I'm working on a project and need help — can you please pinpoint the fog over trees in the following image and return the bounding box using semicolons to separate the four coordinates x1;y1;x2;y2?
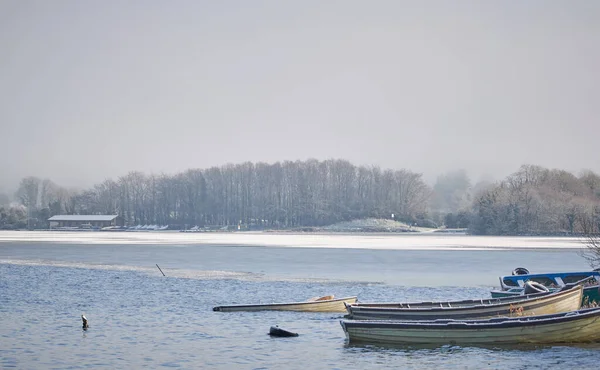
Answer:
2;160;600;235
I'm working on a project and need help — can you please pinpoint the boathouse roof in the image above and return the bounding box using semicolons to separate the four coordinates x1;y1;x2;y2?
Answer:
47;215;118;222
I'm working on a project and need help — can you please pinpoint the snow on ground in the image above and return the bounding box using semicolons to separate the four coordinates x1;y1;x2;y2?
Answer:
320;218;434;232
0;230;587;250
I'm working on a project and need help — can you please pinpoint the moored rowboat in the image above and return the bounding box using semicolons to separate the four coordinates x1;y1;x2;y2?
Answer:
345;285;583;320
497;269;600;291
340;307;600;345
491;271;600;304
213;295;357;312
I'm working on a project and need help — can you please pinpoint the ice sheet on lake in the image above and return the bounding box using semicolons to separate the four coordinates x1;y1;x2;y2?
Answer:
0;230;586;250
0;258;381;284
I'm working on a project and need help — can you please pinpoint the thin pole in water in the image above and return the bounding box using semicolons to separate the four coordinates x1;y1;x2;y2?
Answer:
156;264;166;276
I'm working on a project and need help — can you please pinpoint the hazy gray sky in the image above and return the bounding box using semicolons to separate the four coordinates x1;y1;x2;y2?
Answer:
1;0;599;191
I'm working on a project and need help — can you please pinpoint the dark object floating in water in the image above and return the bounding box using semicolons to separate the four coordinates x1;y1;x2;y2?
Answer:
82;315;89;330
269;326;298;337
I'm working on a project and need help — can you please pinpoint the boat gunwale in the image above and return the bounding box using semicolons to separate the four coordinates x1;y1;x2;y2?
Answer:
352;289;554;308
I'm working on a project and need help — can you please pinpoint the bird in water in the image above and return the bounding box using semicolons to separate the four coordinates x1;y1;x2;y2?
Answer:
82;315;89;330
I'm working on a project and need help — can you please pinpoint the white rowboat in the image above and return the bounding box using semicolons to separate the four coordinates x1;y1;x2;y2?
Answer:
213;295;358;312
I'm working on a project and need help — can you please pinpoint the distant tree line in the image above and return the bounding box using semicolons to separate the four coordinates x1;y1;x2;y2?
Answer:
4;161;600;235
469;165;600;235
7;159;432;229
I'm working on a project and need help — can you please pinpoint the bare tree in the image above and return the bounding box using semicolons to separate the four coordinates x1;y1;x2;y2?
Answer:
16;176;41;209
579;235;600;270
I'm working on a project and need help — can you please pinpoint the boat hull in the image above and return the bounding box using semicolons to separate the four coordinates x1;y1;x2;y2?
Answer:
213;296;358;312
341;307;600;345
346;286;583;320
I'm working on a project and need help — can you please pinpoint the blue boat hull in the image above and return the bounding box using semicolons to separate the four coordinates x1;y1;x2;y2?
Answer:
492;270;600;305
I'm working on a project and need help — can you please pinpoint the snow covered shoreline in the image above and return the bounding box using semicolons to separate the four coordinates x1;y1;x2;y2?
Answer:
0;229;586;251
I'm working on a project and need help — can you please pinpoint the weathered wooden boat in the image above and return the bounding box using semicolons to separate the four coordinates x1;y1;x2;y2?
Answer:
340;307;600;345
491;269;600;305
345;285;583;320
212;295;357;312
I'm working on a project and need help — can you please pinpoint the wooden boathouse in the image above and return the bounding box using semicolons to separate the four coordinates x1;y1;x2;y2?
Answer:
48;215;120;229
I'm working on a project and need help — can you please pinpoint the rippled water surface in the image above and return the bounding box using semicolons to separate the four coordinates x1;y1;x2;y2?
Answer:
1;232;599;369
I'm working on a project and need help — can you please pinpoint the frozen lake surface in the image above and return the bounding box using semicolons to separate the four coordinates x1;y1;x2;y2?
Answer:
0;230;589;249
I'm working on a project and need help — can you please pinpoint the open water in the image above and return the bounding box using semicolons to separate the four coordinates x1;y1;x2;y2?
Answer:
1;231;598;369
